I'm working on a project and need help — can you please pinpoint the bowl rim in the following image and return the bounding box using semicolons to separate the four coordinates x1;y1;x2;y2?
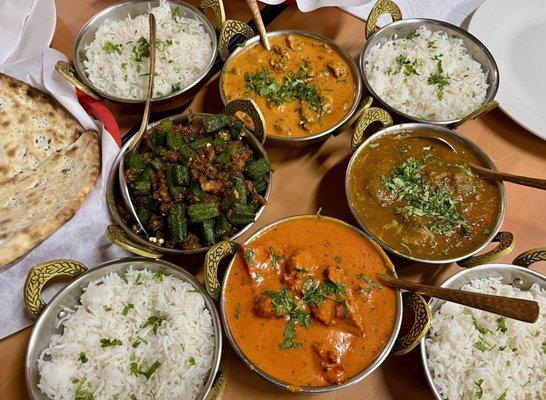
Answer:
72;0;218;104
24;256;223;400
106;112;273;255
359;18;500;125
218;214;403;393
418;263;546;400
218;29;363;145
345;122;507;264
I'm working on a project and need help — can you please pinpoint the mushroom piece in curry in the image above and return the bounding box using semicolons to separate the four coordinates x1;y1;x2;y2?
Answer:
224;216;397;387
222;34;357;138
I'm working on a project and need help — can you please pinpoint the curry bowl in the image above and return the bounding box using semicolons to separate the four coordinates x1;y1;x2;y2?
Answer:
219;30;363;146
345;121;513;266
24;257;224;400
203;214;432;393
57;0;230;110
359;0;499;126
106;99;273;258
420;255;546;400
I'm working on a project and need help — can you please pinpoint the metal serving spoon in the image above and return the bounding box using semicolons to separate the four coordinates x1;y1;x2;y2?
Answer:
245;0;271;50
378;274;539;323
418;135;546;190
118;13;157;236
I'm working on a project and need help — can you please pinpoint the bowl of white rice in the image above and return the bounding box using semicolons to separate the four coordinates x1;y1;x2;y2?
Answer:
24;257;222;400
360;14;499;124
72;0;217;104
421;263;545;400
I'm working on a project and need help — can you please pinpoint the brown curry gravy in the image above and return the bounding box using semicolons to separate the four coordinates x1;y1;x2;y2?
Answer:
224;217;397;387
222;34;357;138
348;131;502;260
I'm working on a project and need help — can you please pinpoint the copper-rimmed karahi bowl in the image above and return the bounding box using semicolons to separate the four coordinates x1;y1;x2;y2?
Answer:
24;257;224;400
359;0;499;126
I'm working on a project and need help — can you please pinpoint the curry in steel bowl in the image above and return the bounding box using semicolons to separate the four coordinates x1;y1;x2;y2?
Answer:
121;113;270;251
347;130;503;261
221;32;359;141
221;216;401;388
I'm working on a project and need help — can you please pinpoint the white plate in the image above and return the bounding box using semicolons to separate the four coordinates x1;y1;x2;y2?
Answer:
469;0;546;140
6;0;56;62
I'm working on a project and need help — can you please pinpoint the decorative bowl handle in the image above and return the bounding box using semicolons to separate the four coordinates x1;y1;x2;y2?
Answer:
106;225;162;259
392;292;432;355
224;98;267;144
204;240;239;300
218;20;255;61
457;231;515;268
24;259;88;318
452;100;499;128
199;0;226;28
512;247;546;268
55;61;100;100
365;0;403;40
351;104;393;150
208;370;228;400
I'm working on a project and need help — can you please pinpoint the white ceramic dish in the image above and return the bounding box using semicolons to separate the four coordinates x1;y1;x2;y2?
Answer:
469;0;546;140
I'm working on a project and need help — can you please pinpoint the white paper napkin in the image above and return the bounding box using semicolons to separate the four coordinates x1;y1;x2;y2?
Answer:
0;0;35;64
259;0;370;12
0;48;129;339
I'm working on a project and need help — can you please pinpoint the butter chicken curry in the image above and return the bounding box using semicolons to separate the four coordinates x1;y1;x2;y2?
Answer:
224;216;397;387
222;34;357;138
348;132;502;260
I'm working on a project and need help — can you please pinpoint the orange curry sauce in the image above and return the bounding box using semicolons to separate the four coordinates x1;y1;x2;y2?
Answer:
224;217;397;387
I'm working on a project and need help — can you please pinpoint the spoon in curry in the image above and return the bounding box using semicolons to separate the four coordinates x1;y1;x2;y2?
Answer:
118;13;157;236
419;135;546;190
244;0;271;50
377;274;539;323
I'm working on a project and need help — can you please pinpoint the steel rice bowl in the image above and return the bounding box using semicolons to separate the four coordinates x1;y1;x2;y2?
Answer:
25;257;222;400
419;264;546;399
344;123;506;264
106;112;273;255
359;19;499;125
219;30;363;146
73;0;217;105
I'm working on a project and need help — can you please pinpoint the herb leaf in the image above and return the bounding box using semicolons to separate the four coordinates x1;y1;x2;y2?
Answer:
496;317;507;333
279;323;302;350
122;303;134;316
103;41;122;55
357;273;382;291
100;338;122;348
131;37;150;62
427;59;450;100
139;315;164;334
78;352;88;363
474;379;484;399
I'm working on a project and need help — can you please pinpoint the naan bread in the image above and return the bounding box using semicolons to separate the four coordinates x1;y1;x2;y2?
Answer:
0;74;100;268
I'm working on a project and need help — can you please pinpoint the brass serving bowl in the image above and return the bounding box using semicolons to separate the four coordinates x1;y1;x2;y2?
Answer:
359;0;499;126
345;120;513;266
105;99;273;258
420;252;546;399
203;214;432;393
218;30;364;146
57;0;250;110
24;257;224;400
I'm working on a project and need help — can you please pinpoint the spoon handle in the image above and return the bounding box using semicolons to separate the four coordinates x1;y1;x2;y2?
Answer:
377;275;539;323
129;13;156;154
245;0;271;50
470;163;546;190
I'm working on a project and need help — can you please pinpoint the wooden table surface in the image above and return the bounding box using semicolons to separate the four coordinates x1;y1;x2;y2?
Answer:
1;1;545;399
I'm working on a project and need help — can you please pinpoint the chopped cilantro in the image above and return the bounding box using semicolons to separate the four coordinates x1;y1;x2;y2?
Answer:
187;357;196;366
496;317;507;333
474;379;484;399
244;248;256;265
100;338;122;348
472;316;491;335
103;41;122;55
152;270;165;282
139;315;164;334
279;323;302;350
358;273;382;291
171;82;182;93
122;303;134;316
497;392;507;400
78;352;88;363
427;59;450;100
132;336;148;348
131;37;150;62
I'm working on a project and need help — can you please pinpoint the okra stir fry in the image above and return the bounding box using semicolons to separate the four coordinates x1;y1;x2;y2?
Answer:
123;113;270;250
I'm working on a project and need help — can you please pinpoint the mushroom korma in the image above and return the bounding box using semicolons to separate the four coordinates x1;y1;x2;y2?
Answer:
348;132;502;260
222;34;357;138
224;216;397;387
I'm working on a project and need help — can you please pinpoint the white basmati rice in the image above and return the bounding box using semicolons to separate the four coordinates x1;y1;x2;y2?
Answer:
82;0;213;100
38;268;215;400
425;277;545;400
365;25;488;121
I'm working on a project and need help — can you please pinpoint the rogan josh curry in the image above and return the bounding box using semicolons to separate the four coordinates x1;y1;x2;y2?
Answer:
222;33;357;138
223;216;397;387
348;131;502;260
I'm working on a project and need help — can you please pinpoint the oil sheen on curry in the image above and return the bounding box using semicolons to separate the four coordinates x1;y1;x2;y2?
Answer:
348;132;502;260
222;34;357;138
224;217;397;387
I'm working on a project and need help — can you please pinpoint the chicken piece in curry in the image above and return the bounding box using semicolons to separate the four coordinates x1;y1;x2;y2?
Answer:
224;217;397;387
222;34;357;138
348;132;502;260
